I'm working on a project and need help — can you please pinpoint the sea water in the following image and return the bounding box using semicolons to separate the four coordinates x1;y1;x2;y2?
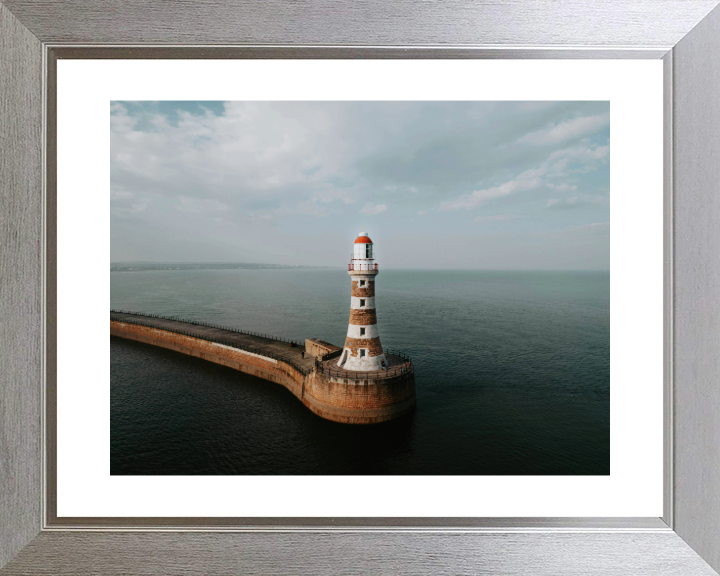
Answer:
111;269;609;475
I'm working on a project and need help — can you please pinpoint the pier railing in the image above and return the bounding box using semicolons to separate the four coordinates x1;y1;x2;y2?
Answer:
384;348;411;362
110;310;413;381
315;350;413;380
111;310;302;345
110;310;311;375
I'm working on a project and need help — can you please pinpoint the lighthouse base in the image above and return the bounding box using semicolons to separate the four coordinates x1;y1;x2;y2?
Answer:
339;350;387;371
304;358;416;424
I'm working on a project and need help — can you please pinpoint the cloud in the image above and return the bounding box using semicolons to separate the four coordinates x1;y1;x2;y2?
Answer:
439;165;546;211
110;102;127;114
296;200;330;217
176;197;229;214
110;109;137;134
360;203;388;215
547;194;608;210
110;101;609;268
439;143;608;212
517;113;609;146
548;144;609;171
546;183;577;192
111;194;150;217
474;214;521;222
556;222;610;236
111;102;609;223
312;186;357;205
111;102;352;206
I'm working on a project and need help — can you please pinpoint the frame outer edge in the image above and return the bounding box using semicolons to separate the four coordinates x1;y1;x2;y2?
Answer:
0;0;718;574
1;0;719;47
671;3;720;573
0;2;43;570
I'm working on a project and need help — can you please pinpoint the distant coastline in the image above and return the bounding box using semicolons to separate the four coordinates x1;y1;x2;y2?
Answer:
110;262;331;272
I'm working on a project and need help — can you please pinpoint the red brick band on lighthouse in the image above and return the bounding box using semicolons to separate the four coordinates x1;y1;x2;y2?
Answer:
339;230;388;371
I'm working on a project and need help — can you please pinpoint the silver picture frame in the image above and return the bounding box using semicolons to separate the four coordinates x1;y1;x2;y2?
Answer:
2;1;720;573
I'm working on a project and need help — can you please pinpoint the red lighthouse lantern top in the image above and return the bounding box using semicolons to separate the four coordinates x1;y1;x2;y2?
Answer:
354;228;373;244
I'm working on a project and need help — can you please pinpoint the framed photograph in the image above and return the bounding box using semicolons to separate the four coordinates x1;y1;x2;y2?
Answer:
68;61;660;520
2;1;720;574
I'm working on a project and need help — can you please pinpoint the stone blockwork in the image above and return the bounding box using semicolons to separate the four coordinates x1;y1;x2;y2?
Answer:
304;370;416;424
351;280;375;297
305;338;341;359
343;336;383;357
348;308;377;326
111;317;415;425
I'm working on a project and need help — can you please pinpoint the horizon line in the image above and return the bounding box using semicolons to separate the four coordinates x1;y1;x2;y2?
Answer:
110;262;609;272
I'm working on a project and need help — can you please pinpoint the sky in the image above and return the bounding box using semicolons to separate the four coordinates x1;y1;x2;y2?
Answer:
111;101;609;270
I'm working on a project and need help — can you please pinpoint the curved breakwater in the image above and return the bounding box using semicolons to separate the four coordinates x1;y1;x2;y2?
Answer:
111;311;416;424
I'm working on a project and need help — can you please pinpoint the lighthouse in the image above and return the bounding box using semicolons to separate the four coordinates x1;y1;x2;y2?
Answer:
339;229;388;371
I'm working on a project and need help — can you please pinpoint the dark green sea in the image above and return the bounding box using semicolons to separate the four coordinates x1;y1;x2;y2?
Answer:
111;269;609;475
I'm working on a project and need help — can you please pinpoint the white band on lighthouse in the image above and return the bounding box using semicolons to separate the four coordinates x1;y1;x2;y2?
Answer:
346;324;380;339
350;296;376;309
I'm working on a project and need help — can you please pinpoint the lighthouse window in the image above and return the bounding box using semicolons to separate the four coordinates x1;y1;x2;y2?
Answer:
360;349;366;357
366;245;372;258
360;327;366;336
360;299;366;307
359;280;365;287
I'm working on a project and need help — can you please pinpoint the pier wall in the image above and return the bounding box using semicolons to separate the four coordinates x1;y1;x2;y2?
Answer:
111;319;416;424
111;321;305;398
304;370;416;425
